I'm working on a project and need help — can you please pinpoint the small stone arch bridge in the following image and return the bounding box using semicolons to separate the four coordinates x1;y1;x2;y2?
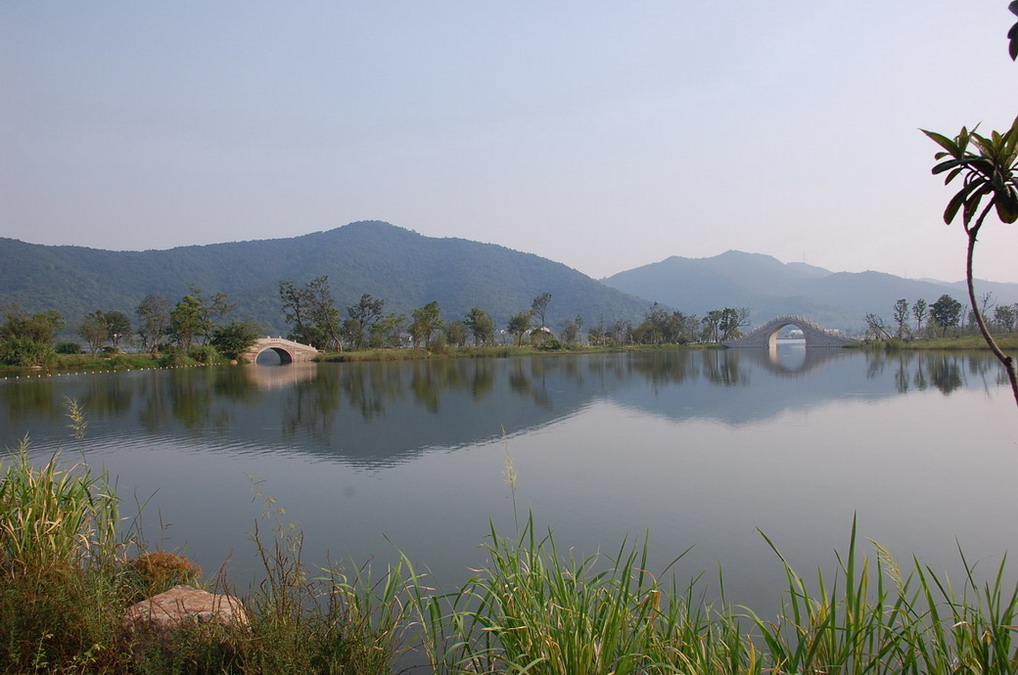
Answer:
244;337;319;364
724;315;858;349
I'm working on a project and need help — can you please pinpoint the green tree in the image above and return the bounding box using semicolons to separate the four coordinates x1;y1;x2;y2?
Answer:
279;276;341;350
924;117;1018;404
892;299;911;340
719;307;750;341
169;295;204;349
911;298;928;334
633;304;668;344
136;295;171;353
369;313;408;348
1;307;63;344
701;310;724;343
929;294;962;338
531;292;552;328
410;301;442;349
78;310;108;354
588;317;606;346
307;278;342;351
445;320;467;347
464;307;495;346
560;315;584;344
188;286;234;343
865;313;892;341
994;304;1017;332
212;320;262;360
0;307;62;366
608;319;632;345
279;280;315;345
105;310;131;350
341;318;363;349
507;311;532;346
346;294;384;348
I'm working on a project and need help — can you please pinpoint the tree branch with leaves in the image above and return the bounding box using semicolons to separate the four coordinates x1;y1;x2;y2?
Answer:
922;118;1018;405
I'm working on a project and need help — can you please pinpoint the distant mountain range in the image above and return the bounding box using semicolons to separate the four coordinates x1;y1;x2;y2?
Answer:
3;222;1015;336
601;250;1018;331
0;221;648;334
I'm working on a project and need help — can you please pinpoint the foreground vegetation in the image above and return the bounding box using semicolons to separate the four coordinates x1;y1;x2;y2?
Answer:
857;333;1018;353
4;438;1018;674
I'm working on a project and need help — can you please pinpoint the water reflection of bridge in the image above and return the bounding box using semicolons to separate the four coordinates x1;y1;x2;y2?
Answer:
245;363;318;389
738;344;853;376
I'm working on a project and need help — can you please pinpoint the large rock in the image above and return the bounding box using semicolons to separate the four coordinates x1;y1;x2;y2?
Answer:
124;584;248;634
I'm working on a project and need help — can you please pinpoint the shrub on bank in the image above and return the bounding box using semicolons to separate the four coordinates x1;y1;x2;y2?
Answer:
56;342;83;355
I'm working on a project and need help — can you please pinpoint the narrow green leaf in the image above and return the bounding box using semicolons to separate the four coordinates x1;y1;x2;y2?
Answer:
931;158;963;175
922;130;961;156
944;182;977;223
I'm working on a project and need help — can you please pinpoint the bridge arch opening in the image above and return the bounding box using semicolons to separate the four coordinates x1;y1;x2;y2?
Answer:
766;322;804;350
255;347;294;365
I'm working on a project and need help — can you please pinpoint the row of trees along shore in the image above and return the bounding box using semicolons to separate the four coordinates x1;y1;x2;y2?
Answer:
275;276;751;350
0;287;262;368
865;293;1018;341
0;275;753;367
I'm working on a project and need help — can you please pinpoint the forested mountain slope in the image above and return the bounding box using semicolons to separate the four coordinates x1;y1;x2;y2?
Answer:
0;221;649;332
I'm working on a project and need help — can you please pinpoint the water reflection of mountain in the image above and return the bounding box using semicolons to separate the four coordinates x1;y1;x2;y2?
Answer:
0;351;1006;466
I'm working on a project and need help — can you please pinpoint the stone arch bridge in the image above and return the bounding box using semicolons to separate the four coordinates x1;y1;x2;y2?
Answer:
724;315;858;349
243;337;319;364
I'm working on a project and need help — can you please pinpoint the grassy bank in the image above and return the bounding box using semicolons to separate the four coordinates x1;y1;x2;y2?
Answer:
0;347;234;378
855;333;1018;352
4;444;1018;673
315;342;721;364
1;342;723;376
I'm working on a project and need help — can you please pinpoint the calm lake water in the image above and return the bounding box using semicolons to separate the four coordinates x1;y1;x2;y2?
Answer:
3;345;1017;632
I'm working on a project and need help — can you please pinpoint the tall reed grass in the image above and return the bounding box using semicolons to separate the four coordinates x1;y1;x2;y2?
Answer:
0;423;408;673
402;513;1018;674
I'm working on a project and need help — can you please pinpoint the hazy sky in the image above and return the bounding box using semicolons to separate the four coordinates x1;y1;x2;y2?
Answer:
3;2;1018;283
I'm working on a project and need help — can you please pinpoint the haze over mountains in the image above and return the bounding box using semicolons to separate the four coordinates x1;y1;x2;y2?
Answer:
2;220;1015;335
602;251;1018;331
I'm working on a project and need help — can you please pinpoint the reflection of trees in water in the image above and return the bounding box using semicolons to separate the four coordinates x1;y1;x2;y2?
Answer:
875;351;975;396
210;367;263;404
471;360;495;401
914;356;927;391
628;351;698;388
560;358;584;387
166;370;230;430
138;373;172;434
893;353;911;394
283;365;341;442
702;349;747;386
1;380;59;419
507;359;553;409
411;362;440;413
865;350;888;380
928;356;963;395
82;374;133;417
342;364;387;421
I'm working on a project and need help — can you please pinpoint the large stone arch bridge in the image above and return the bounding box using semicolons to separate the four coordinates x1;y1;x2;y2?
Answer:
724;315;858;349
243;337;319;364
